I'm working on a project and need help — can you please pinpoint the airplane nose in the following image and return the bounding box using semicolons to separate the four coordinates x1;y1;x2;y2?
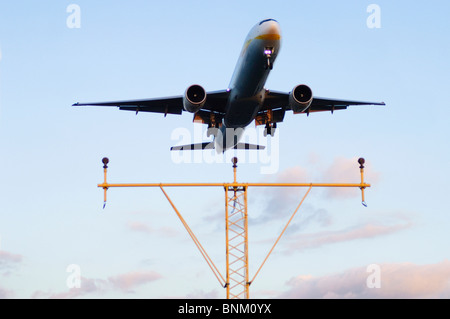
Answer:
262;20;281;37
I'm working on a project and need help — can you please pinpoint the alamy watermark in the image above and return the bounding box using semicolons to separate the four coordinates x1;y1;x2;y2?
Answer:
366;263;381;288
66;264;81;289
170;125;280;174
367;4;381;29
66;4;81;29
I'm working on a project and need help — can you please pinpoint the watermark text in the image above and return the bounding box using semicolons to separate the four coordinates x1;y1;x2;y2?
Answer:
170;125;279;174
66;4;81;29
66;264;81;288
367;4;381;29
366;263;381;288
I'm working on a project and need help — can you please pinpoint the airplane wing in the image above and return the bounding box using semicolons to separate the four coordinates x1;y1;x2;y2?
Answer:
262;90;385;114
73;90;230;116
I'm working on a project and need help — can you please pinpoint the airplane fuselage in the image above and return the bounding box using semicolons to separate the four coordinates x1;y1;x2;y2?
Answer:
217;19;281;150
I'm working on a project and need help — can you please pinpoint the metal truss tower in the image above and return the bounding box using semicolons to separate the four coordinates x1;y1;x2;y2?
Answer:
225;158;249;299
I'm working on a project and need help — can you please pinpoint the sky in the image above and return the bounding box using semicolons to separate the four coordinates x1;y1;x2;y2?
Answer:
0;0;449;299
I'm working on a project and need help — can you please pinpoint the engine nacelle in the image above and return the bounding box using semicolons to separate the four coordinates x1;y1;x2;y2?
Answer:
289;84;313;113
183;84;207;113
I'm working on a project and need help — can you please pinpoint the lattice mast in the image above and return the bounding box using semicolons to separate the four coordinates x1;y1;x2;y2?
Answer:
225;158;249;299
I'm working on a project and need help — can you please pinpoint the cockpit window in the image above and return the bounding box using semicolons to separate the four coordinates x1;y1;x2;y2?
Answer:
259;19;278;25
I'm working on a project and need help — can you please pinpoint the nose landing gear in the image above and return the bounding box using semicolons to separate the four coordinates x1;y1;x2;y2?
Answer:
264;47;274;70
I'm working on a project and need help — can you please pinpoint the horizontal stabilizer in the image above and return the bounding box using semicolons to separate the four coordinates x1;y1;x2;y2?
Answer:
170;142;214;151
170;142;265;151
234;143;265;150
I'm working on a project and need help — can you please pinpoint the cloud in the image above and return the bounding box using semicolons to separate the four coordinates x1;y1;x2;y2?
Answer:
284;220;412;253
321;157;380;199
32;270;162;299
0;251;22;298
32;277;108;299
0;287;14;299
128;221;152;233
251;157;377;225
0;251;22;266
0;251;23;275
252;166;315;224
108;271;162;292
278;260;450;298
127;221;179;237
185;289;220;299
247;157;382;234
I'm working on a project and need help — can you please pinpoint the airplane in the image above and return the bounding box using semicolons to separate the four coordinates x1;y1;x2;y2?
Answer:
73;19;385;152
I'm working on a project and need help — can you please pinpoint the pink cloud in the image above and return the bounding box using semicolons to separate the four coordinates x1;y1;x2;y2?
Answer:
254;166;314;224
108;270;162;292
0;251;23;276
127;221;179;237
253;159;378;225
284;220;412;253
321;157;380;199
128;221;153;233
33;277;108;299
274;166;310;183
185;289;220;299
279;260;450;298
0;251;22;265
32;270;162;299
0;287;14;299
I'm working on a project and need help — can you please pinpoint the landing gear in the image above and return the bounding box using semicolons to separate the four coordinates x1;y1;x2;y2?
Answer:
207;124;220;137
264;122;276;137
264;47;274;70
265;57;273;70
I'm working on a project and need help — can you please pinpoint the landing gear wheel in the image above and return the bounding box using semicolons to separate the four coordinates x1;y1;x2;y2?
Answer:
207;127;218;138
271;122;277;136
270;127;276;137
264;123;276;137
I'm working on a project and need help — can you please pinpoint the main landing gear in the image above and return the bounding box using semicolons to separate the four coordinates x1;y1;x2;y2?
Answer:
207;124;220;137
264;122;276;137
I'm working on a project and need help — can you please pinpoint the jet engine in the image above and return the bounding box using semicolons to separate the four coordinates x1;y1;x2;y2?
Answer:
289;84;313;113
183;84;207;113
